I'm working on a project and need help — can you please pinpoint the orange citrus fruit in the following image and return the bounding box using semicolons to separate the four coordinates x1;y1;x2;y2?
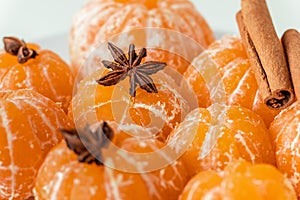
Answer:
70;68;191;142
167;103;275;177
35;123;189;200
183;36;280;127
269;101;300;197
0;89;71;199
0;37;74;112
69;0;215;75
180;160;297;200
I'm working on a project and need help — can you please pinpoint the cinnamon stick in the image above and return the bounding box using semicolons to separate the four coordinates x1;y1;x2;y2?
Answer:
236;0;294;109
236;11;270;98
282;29;300;100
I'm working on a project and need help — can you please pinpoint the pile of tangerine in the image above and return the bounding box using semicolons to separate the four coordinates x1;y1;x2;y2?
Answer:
0;0;299;199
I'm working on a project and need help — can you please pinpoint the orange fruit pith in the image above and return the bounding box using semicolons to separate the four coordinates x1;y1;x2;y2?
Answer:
0;89;71;200
0;44;74;112
269;101;300;197
70;69;191;142
35;135;189;200
184;36;280;127
179;160;297;200
167;103;275;177
69;0;215;75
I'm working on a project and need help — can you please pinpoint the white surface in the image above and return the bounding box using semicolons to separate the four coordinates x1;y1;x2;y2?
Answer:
0;0;85;41
0;0;299;61
195;0;300;36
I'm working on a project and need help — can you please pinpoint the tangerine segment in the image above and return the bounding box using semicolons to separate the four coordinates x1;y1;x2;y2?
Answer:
114;137;189;200
269;101;300;197
180;160;297;200
71;69;190;142
35;138;188;200
0;89;71;200
0;50;74;112
69;0;214;74
167;103;275;177
114;0;159;9
179;170;222;200
184;36;279;127
0;50;17;78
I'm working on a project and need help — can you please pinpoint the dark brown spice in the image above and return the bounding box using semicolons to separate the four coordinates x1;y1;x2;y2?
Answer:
59;121;114;165
97;42;166;97
3;36;38;64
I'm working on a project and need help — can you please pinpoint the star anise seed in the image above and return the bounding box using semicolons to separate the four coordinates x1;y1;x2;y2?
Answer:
17;46;38;64
3;36;38;64
96;42;166;97
59;121;114;165
3;37;24;55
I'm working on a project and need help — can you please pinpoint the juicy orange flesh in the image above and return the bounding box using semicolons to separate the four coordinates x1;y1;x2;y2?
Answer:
180;170;223;199
114;0;158;9
35;137;188;200
0;90;69;199
168;104;275;177
180;160;297;200
0;46;74;112
269;102;300;197
184;36;279;127
0;43;39;76
69;0;215;75
71;69;188;142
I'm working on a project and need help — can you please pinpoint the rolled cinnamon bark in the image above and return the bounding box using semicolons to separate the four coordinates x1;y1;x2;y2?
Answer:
282;29;300;100
236;11;271;99
236;0;294;109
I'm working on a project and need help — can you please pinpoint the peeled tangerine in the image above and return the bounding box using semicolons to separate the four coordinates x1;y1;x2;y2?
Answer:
184;36;280;127
270;101;300;198
34;121;189;200
69;0;215;75
0;89;71;200
70;68;191;142
167;103;275;177
180;160;297;200
0;37;74;112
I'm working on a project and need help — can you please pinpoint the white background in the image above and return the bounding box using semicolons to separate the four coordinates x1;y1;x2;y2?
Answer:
0;0;299;60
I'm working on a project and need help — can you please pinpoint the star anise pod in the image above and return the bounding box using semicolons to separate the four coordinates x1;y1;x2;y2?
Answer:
59;121;114;165
3;36;38;64
96;42;166;97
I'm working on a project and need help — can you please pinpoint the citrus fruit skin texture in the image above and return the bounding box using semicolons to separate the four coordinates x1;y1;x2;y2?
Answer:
34;133;189;200
0;89;71;200
167;103;275;177
70;69;191;142
0;44;74;112
269;101;300;198
69;0;215;74
179;160;297;200
184;36;280;127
